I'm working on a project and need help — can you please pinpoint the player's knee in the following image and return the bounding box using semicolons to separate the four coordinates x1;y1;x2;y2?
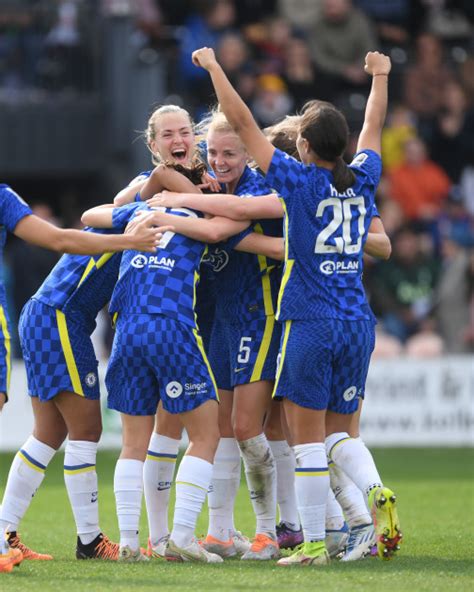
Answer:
233;415;259;442
121;442;148;461
33;427;67;450
190;424;220;455
69;423;102;443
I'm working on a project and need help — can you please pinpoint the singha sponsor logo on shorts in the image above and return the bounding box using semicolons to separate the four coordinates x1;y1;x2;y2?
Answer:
165;381;183;398
131;254;175;271
320;260;359;276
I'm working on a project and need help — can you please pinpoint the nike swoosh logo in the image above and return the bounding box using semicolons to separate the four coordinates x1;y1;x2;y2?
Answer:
234;368;246;373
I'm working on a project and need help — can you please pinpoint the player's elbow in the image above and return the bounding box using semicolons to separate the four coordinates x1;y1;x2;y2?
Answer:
381;240;392;260
50;229;70;253
272;239;285;261
204;227;228;243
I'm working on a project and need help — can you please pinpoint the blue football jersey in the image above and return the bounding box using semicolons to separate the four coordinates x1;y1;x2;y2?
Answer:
0;185;32;306
211;166;283;322
109;202;208;328
33;228;122;329
265;149;382;321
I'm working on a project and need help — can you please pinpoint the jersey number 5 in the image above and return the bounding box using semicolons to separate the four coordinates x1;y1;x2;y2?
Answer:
314;196;366;255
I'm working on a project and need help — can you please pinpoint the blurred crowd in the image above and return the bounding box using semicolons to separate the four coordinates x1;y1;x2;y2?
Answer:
1;0;474;356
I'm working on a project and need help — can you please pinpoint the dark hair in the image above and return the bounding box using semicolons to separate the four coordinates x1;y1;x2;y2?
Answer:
163;157;208;187
300;100;355;192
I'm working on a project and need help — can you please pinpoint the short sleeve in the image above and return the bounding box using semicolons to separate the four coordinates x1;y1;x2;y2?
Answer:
112;203;147;230
350;150;382;188
264;148;308;200
0;185;32;232
371;202;380;218
224;225;254;251
127;171;151;186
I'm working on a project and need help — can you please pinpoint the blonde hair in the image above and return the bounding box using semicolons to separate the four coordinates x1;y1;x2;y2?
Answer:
145;104;194;165
196;106;245;148
264;115;301;159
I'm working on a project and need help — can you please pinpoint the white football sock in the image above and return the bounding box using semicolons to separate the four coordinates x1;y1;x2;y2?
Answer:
171;455;213;548
0;436;56;537
143;433;179;545
239;433;277;538
326;487;345;530
114;459;144;551
329;459;371;527
269;440;299;529
293;443;328;543
64;440;101;545
207;437;241;541
326;432;382;497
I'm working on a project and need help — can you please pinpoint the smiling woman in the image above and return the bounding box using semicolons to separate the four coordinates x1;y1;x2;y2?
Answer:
146;105;195;166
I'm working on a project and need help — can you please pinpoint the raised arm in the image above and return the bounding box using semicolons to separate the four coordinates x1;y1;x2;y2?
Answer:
147;191;283;221
192;47;275;174
364;216;391;260
13;213;165;254
150;210;249;244
357;52;391;155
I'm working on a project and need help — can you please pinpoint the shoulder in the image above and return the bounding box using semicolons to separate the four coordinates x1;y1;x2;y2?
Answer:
349;150;382;186
0;184;30;207
127;171;152;186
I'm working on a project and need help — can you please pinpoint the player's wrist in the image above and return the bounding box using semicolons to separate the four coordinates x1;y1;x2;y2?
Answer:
372;73;389;77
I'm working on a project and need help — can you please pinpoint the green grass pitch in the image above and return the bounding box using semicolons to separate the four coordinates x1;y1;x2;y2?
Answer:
1;448;473;591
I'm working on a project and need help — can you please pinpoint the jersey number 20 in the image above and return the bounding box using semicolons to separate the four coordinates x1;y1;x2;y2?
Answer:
314;196;366;255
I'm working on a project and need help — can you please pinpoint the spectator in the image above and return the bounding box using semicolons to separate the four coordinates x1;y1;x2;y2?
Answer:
216;31;249;82
388;136;451;222
251;73;293;127
428;81;474;183
216;31;257;102
41;0;95;92
381;103;417;172
276;0;322;34
249;16;294;75
282;36;324;109
403;33;455;119
307;0;378;98
177;0;236;113
353;0;426;47
435;227;473;353
404;321;444;357
370;225;441;343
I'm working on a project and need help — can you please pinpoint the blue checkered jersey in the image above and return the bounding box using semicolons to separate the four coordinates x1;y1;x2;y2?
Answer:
210;166;283;322
33;228;122;330
109;202;208;328
0;184;32;306
127;170;151;202
265;149;382;321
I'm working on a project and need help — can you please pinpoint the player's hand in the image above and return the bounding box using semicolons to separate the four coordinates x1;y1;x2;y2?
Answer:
147;191;183;209
192;47;218;71
200;172;221;193
364;51;391;77
0;392;6;413
125;212;173;252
